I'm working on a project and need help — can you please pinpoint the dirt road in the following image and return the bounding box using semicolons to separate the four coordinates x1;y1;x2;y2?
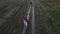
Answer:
31;1;35;34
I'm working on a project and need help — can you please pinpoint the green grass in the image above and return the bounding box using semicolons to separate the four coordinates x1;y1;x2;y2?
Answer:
0;0;60;34
35;0;60;34
0;0;29;34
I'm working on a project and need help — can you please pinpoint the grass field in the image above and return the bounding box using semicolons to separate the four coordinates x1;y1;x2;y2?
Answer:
0;0;60;34
0;0;29;34
35;0;60;34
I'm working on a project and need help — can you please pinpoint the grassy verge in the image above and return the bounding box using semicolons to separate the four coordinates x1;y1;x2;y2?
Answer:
35;0;60;34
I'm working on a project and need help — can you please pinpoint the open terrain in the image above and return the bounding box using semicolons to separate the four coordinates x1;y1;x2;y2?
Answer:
35;0;60;34
0;0;60;34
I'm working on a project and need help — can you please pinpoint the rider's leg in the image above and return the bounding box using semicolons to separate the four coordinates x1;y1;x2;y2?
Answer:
24;20;28;27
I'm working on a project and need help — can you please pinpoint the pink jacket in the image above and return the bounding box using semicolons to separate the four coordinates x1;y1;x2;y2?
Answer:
23;16;27;20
